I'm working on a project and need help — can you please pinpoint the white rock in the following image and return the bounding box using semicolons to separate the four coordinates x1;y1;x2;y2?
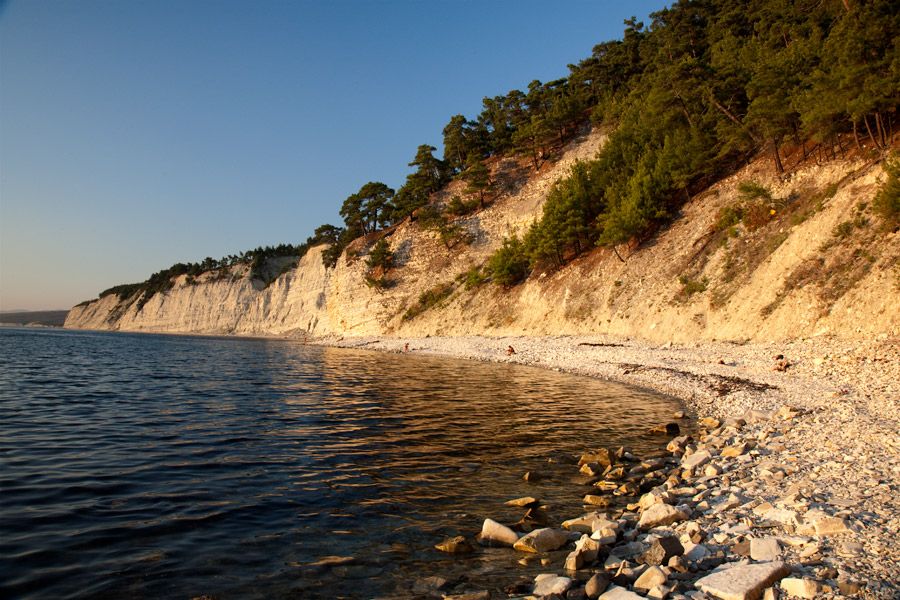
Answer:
478;518;519;547
682;450;712;471
562;512;604;533
750;537;781;562
695;561;790;600
533;573;573;597
639;491;667;510
598;585;647;600
591;527;617;545
780;577;820;599
639;504;688;529
513;528;569;553
566;534;601;570
813;516;851;536
634;565;668;591
683;541;709;562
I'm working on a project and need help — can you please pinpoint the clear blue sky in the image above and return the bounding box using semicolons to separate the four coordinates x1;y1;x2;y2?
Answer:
0;0;668;311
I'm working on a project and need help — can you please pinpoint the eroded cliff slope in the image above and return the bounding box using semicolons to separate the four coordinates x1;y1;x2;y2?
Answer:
66;128;899;341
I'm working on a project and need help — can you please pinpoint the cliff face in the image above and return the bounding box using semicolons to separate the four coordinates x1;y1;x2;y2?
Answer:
66;128;899;341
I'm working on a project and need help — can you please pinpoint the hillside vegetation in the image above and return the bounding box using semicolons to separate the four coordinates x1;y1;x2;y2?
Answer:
70;0;898;341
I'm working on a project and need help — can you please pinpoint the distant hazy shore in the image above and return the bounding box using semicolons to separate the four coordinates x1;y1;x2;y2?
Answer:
0;310;69;327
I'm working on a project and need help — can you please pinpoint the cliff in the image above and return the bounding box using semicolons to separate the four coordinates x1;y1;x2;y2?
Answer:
66;128;899;342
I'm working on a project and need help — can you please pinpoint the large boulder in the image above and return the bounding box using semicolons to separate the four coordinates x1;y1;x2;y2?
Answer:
694;561;790;600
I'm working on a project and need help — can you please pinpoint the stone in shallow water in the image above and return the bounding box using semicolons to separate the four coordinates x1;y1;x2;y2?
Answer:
584;494;611;507
478;518;519;547
513;527;569;553
434;536;473;554
694;561;789;600
505;496;540;507
580;448;614;468
412;576;449;593
308;555;355;567
533;573;573;596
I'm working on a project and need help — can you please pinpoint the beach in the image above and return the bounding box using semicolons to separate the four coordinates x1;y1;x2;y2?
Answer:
321;333;899;598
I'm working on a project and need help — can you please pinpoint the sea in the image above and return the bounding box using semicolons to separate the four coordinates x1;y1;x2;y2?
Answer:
0;327;681;599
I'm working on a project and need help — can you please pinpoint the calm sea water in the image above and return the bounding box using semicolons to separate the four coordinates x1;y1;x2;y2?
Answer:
0;327;680;599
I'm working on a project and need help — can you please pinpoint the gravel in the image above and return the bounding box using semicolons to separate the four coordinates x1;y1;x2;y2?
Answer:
318;333;899;598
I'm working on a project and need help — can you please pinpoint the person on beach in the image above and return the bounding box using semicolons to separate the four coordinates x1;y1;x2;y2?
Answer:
404;342;409;352
506;345;516;355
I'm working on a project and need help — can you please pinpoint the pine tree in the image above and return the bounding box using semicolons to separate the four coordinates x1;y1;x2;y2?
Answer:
462;153;492;208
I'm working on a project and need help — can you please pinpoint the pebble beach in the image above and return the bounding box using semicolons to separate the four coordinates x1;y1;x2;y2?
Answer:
320;334;899;600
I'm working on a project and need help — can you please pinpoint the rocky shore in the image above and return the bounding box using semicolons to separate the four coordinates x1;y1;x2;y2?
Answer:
320;334;899;600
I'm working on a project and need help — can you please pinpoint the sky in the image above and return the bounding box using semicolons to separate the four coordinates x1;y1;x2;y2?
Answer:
0;0;669;311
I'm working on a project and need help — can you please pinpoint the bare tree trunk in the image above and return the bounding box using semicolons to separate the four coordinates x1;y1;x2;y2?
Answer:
863;114;882;149
841;0;851;11
875;112;887;148
612;246;626;263
709;94;761;144
853;121;862;150
772;138;784;174
836;134;845;159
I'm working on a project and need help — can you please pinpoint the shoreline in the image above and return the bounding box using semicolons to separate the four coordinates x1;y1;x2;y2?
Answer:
55;326;898;597
317;333;898;599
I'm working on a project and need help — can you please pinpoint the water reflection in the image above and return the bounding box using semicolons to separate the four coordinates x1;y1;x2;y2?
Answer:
0;329;680;599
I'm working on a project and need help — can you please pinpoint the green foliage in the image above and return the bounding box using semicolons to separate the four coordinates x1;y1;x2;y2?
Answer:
418;205;470;249
446;195;477;217
391;145;450;222
366;238;394;271
99;283;143;300
737;181;773;203
462;153;493;207
524;162;597;268
874;154;900;228
340;181;394;236
442;115;486;173
487;236;529;287
364;274;391;290
462;265;487;290
715;205;744;232
678;275;709;297
100;1;900;297
402;282;454;321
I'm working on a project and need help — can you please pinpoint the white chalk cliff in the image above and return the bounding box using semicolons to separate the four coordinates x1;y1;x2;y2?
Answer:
66;129;899;342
